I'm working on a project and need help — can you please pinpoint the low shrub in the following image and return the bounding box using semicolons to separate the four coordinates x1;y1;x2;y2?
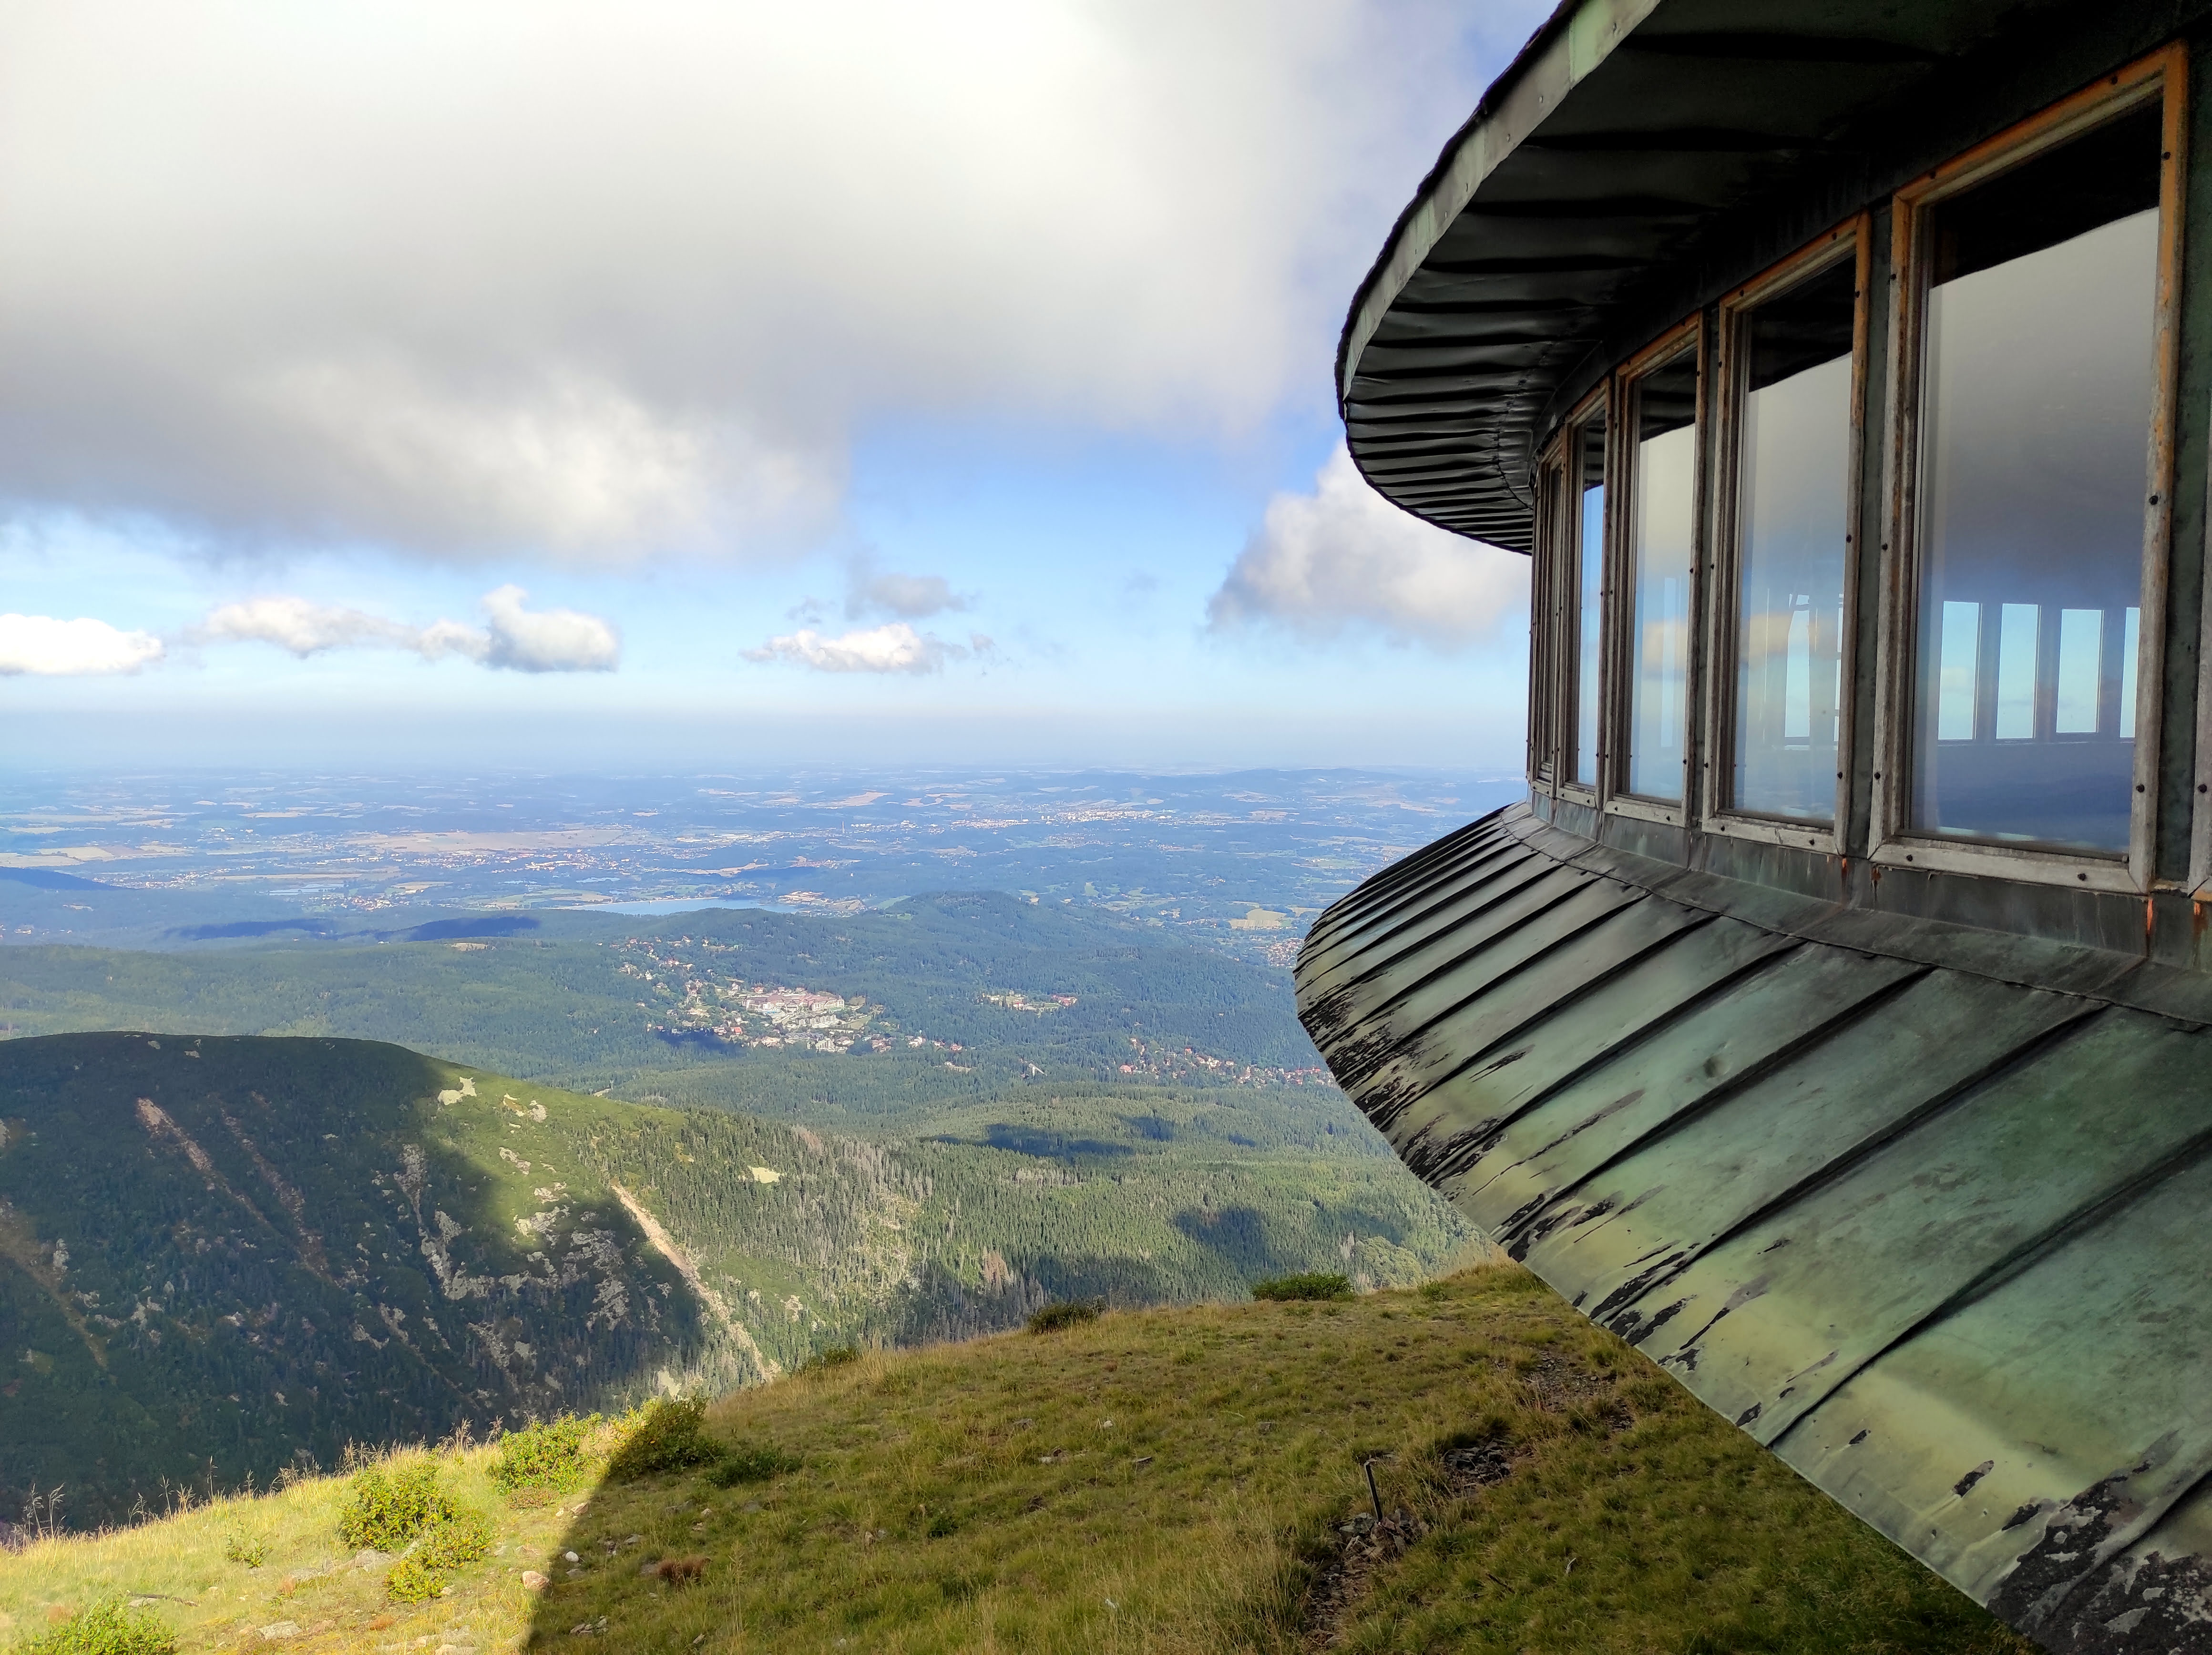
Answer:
14;1597;175;1655
378;1502;493;1603
1025;1301;1099;1333
604;1397;721;1482
799;1344;858;1374
1251;1273;1354;1302
706;1442;800;1487
383;1555;440;1606
415;1504;493;1572
221;1530;265;1568
490;1414;599;1500
337;1459;452;1553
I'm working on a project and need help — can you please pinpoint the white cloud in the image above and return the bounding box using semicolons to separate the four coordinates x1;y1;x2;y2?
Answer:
187;586;618;672
744;622;988;674
1207;444;1526;647
192;595;434;657
0;1;1526;562
477;584;621;673
848;568;968;621
0;613;164;674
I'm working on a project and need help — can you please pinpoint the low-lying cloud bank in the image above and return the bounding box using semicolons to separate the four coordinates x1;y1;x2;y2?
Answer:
0;613;165;675
744;622;992;674
3;585;619;676
193;585;620;672
1208;443;1525;648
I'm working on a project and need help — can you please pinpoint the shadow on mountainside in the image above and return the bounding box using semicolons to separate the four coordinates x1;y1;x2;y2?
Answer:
0;1033;727;1525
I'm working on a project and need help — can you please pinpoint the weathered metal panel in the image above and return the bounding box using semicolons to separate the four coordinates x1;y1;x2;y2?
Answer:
1300;803;2212;1653
1781;1150;2212;1619
1291;814;1522;956
1464;944;1926;1244
1300;863;1625;1043
1335;912;1790;1152
1296;837;1549;991
1312;877;1656;1090
1622;1008;2212;1446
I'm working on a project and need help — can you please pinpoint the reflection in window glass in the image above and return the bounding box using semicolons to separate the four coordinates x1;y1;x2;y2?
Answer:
1628;351;1695;799
1938;602;1979;740
1734;257;1853;819
2055;609;2100;733
1574;415;1607;787
1911;106;2161;853
2121;608;2140;739
1995;603;2038;740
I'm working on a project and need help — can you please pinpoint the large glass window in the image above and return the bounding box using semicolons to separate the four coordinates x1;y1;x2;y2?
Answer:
1572;412;1607;788
1733;257;1854;820
1626;348;1696;800
1909;105;2161;854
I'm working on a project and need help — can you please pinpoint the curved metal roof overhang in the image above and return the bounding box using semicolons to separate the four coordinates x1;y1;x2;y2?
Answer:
1299;804;2212;1651
1338;0;2195;552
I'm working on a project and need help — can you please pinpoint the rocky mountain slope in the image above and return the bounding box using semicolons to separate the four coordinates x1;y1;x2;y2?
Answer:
0;1032;1463;1524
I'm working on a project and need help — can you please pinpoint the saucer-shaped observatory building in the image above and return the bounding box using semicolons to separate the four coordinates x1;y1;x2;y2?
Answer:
1297;3;2212;1648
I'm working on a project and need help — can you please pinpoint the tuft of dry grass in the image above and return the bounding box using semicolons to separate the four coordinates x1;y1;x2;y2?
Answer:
0;1268;2033;1655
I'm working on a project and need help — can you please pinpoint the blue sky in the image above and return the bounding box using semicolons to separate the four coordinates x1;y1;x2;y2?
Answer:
0;1;1546;773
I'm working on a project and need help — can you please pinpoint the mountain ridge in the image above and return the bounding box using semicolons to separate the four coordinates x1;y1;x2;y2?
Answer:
0;1030;1464;1524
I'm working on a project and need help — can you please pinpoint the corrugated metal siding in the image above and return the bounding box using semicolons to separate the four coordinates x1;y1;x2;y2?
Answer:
1299;803;2212;1654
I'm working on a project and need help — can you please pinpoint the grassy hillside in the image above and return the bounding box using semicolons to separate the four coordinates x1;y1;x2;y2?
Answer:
0;1268;2031;1655
0;1033;1463;1524
0;893;1334;1129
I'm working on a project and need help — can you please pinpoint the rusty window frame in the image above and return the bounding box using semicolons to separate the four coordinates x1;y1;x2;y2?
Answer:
1700;217;1870;857
1530;431;1569;794
1871;46;2184;896
1557;381;1611;809
1605;315;1704;828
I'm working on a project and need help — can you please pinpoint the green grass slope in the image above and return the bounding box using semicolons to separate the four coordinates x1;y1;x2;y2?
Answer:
0;1032;1464;1525
0;1268;2031;1655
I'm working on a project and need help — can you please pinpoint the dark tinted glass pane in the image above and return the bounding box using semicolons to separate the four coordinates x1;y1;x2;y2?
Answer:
1734;257;1853;820
1628;350;1696;799
1910;106;2160;854
1575;412;1606;787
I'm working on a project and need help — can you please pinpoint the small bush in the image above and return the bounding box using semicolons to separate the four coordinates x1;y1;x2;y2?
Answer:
1251;1273;1353;1302
1026;1301;1099;1333
337;1459;451;1553
706;1442;800;1487
383;1555;440;1605
491;1414;599;1500
416;1505;492;1572
221;1530;265;1568
368;1501;491;1604
800;1344;859;1374
15;1598;175;1655
605;1397;721;1482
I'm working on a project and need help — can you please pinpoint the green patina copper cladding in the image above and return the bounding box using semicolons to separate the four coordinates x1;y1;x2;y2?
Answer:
1298;804;2212;1653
